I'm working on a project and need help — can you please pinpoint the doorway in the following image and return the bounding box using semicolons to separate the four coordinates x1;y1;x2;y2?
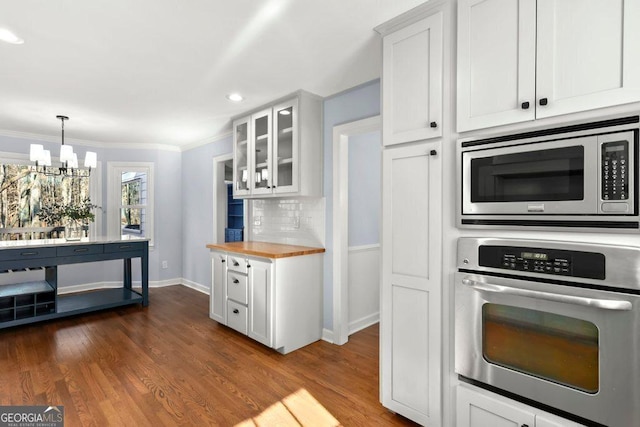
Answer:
332;115;381;345
212;154;247;243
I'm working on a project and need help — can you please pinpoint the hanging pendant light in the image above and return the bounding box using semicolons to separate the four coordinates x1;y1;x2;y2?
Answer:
30;115;97;177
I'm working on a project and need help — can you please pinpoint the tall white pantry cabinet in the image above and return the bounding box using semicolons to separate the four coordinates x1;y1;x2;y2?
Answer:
376;1;450;425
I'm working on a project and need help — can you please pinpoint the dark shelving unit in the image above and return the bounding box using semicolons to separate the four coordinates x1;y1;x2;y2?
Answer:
0;239;148;329
226;183;244;242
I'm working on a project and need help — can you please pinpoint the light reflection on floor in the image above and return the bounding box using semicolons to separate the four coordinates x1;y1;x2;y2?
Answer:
235;388;341;427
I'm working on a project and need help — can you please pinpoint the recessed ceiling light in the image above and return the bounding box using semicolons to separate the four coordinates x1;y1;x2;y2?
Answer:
279;110;291;115
226;93;243;102
0;28;24;45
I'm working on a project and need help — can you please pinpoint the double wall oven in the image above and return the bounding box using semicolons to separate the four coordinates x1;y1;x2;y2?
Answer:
455;238;640;427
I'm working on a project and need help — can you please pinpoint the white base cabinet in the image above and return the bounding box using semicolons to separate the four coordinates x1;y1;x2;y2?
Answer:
209;250;322;354
209;251;226;324
457;384;585;427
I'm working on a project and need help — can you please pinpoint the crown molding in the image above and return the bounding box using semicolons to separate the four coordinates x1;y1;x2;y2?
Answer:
0;128;182;152
374;0;451;36
179;130;233;152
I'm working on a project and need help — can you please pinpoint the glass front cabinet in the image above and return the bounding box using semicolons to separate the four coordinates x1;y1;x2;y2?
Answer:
232;91;321;198
233;118;250;197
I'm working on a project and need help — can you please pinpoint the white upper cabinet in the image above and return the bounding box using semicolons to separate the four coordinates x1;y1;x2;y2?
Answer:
232;91;321;198
233;117;251;197
272;99;299;195
457;0;536;131
381;11;443;146
457;0;640;132
250;108;273;196
536;0;640;118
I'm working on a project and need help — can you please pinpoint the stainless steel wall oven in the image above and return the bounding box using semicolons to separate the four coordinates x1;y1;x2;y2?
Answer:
455;237;640;427
459;115;640;230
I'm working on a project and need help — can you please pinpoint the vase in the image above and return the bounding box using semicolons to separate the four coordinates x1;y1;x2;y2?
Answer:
65;220;85;241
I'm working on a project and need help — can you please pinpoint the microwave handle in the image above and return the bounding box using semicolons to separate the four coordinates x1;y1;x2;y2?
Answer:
461;278;632;311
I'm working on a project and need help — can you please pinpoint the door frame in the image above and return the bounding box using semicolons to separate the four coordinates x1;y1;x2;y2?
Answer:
332;115;381;345
213;153;250;243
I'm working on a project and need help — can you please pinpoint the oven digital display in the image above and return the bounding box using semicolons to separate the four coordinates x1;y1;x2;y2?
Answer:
521;252;548;261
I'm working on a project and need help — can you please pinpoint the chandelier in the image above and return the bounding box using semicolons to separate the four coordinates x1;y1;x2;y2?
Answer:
29;115;97;177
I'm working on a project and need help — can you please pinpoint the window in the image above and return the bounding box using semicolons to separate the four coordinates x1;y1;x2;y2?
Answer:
108;162;153;244
0;154;99;239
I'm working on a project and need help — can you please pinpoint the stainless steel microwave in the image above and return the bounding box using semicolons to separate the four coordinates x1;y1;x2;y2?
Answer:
459;115;640;230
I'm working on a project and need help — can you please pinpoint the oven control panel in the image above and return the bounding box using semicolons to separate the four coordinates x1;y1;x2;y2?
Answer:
501;253;570;275
601;140;629;200
478;246;605;280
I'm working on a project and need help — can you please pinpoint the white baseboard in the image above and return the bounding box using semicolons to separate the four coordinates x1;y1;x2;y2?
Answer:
180;278;209;295
322;328;334;344
152;278;182;288
57;281;121;294
57;277;190;295
349;312;380;335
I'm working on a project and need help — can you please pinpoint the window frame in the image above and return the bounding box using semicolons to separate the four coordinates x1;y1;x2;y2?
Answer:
107;162;154;246
0;150;101;239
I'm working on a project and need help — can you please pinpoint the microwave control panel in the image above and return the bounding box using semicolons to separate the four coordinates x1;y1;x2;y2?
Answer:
602;140;629;200
478;246;605;280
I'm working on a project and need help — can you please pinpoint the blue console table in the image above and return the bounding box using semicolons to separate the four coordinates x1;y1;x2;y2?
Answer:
0;237;148;329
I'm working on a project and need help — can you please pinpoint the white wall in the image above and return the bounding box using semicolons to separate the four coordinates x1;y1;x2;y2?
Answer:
348;245;380;333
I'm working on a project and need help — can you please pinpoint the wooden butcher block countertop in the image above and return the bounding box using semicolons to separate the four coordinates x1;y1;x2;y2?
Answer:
206;241;325;259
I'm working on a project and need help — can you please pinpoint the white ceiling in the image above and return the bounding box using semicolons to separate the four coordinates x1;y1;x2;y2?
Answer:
0;0;425;149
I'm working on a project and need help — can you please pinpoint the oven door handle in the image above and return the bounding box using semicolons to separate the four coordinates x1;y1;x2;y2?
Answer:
461;278;633;311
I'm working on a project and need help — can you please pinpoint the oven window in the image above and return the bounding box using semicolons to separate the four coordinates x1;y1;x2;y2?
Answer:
482;303;599;393
471;146;584;202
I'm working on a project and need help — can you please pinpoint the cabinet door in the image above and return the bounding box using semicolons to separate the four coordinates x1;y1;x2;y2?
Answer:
273;99;299;194
536;0;640;119
248;259;272;347
382;13;443;146
536;414;584;427
457;0;536;132
210;251;226;324
233;117;251;197
380;141;442;425
456;386;535;427
251;108;273;196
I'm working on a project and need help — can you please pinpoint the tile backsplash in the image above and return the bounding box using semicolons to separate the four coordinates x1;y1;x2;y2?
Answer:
250;197;325;247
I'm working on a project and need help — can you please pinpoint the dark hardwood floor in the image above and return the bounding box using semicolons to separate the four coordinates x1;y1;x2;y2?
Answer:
0;285;418;426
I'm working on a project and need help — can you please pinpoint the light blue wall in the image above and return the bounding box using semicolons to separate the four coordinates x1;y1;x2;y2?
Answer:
0;79;380;326
180;136;233;290
348;130;381;247
323;79;381;330
0;134;183;287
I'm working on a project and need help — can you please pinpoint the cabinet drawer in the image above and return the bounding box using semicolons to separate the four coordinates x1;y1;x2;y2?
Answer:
57;244;103;257
0;247;56;261
227;300;248;335
227;255;248;274
104;242;146;253
227;271;248;304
